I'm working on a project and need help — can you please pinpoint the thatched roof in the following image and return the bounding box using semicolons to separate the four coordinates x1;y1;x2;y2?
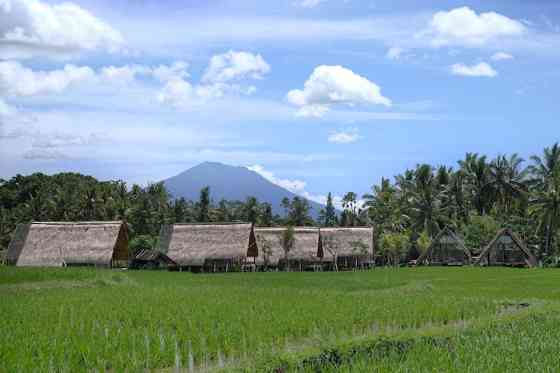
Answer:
319;227;374;262
133;249;176;265
159;223;257;266
254;227;320;265
476;228;537;267
8;221;128;267
417;226;471;264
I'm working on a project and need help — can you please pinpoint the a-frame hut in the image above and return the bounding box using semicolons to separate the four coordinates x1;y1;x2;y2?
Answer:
417;227;471;266
254;227;320;270
130;249;177;270
158;223;257;272
7;221;129;267
319;227;374;270
476;228;537;267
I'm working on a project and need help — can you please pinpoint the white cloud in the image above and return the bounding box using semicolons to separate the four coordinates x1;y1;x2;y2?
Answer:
23;148;68;160
100;65;151;83
157;52;268;109
247;164;307;194
491;52;514;61
0;61;95;97
287;65;391;118
328;128;361;144
425;6;526;47
0;0;124;58
152;61;189;82
451;62;497;77
296;0;325;8
386;47;404;60
202;51;270;83
0;98;15;115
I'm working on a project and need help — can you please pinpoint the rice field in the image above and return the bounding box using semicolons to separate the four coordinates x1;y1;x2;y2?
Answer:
1;267;560;372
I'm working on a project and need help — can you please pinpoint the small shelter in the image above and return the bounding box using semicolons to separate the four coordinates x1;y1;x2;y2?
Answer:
130;249;177;270
477;228;537;267
319;227;374;270
254;227;321;271
7;221;129;267
158;223;257;272
417;227;471;266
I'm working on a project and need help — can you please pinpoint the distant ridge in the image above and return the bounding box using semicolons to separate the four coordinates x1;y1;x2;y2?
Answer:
162;162;324;218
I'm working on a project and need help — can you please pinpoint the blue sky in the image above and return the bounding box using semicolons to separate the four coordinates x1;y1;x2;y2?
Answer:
0;0;559;206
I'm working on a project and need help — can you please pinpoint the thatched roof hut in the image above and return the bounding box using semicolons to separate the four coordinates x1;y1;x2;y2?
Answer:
417;227;471;266
254;227;320;266
7;221;128;267
130;249;176;269
319;227;374;268
476;228;537;267
158;223;257;267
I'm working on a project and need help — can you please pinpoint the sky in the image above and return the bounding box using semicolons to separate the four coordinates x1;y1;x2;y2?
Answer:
1;0;559;207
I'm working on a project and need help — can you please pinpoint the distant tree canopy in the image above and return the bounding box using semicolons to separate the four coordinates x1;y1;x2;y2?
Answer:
0;173;315;252
364;143;560;263
1;143;560;263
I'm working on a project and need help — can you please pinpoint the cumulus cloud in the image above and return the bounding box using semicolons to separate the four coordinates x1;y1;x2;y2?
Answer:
328;128;361;144
22;148;68;160
158;52;269;109
100;65;152;83
386;47;404;60
247;164;307;195
286;65;391;118
202;51;270;83
491;52;514;61
425;6;526;47
0;61;95;97
152;61;189;82
0;98;15;115
451;62;497;77
0;0;124;58
296;0;325;8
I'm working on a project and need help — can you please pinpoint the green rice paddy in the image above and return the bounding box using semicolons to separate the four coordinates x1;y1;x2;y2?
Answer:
1;267;560;372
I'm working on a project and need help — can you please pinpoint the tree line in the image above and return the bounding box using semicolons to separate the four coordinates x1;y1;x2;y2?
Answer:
1;143;559;263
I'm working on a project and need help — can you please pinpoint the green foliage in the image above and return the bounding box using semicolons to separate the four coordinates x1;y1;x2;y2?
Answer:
129;235;158;254
416;230;432;255
462;215;500;254
380;232;409;265
319;192;338;227
363;143;560;262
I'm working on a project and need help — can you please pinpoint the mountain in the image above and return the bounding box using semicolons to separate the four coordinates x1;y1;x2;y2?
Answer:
163;162;325;219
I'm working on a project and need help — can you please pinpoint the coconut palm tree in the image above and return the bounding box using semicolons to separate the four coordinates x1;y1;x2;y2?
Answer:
459;153;491;216
484;154;528;216
529;143;560;256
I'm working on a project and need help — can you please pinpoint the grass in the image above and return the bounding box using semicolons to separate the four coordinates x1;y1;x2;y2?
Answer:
1;267;560;372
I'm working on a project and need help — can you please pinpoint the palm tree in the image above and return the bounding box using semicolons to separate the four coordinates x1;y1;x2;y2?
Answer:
407;164;447;237
484;154;528;216
529;143;560;256
459;153;491;216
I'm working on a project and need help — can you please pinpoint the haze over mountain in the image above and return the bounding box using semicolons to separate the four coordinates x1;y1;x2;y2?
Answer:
163;162;325;218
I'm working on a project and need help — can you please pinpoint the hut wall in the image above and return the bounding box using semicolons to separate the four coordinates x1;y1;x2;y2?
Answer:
426;236;469;265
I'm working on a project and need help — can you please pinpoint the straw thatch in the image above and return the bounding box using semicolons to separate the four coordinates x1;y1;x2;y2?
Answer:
158;223;257;267
319;227;374;268
417;227;471;266
476;228;537;267
130;249;176;269
254;227;320;266
7;221;128;267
